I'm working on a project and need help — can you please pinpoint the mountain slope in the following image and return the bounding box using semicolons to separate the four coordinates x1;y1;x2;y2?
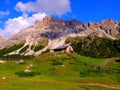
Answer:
0;35;6;45
0;16;120;57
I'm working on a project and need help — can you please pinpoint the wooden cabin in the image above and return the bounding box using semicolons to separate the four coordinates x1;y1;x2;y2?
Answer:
52;44;74;54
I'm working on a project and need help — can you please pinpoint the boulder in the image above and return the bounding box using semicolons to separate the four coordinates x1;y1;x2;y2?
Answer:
16;59;24;64
24;69;32;73
0;60;6;64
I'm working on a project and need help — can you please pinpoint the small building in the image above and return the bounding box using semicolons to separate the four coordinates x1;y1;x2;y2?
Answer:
52;44;74;53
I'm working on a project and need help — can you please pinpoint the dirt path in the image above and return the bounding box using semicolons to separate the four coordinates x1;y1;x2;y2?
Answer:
17;78;120;89
77;83;120;90
98;59;111;68
98;57;120;69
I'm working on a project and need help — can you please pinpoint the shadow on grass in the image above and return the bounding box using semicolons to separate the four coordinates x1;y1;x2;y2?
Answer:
15;71;41;77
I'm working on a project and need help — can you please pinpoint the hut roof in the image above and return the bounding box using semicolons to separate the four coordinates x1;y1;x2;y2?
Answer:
52;44;70;51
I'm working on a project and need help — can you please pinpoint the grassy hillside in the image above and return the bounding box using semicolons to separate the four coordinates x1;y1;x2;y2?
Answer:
65;36;120;58
0;53;120;90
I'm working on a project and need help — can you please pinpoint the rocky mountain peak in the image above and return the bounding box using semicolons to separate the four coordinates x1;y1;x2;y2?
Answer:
34;16;85;30
87;19;119;36
0;35;6;42
0;16;120;49
43;16;53;23
101;18;115;24
100;19;118;36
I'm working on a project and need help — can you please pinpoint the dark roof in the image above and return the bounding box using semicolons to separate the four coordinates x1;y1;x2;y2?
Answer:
52;44;70;51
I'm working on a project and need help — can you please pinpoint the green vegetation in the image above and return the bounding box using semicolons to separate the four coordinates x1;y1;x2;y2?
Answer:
114;39;120;53
19;45;29;53
69;54;105;66
0;53;120;90
30;45;34;50
66;36;120;58
0;36;119;89
2;54;35;60
116;33;120;39
34;45;44;52
51;59;63;65
34;38;48;52
0;42;24;57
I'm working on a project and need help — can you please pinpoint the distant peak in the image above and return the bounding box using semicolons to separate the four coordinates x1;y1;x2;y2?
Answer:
101;18;115;24
43;16;53;21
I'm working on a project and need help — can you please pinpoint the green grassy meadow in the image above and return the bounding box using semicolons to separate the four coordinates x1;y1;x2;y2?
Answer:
0;53;120;90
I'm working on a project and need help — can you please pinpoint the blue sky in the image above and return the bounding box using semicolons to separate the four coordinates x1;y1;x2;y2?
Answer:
0;0;120;38
69;0;120;22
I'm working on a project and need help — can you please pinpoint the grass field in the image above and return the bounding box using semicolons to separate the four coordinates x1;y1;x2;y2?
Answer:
0;52;120;90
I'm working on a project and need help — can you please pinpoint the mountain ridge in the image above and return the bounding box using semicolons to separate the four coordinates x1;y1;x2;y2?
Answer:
0;16;120;57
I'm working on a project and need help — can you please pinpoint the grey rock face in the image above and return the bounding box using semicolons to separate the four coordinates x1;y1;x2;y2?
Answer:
0;16;120;49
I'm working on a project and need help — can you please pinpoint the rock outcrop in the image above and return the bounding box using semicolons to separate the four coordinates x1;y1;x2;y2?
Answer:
88;19;119;36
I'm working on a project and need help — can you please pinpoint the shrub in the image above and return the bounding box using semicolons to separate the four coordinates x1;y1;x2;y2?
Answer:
34;45;44;52
51;60;63;65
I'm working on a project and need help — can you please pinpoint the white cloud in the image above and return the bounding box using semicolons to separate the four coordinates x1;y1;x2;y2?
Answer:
0;13;46;38
0;10;10;18
0;0;71;38
15;0;71;16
